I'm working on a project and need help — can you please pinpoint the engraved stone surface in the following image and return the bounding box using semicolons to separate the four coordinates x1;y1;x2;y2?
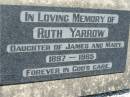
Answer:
0;0;130;97
0;5;129;85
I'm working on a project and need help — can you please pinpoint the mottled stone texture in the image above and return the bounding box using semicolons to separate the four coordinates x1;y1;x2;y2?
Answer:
0;0;130;97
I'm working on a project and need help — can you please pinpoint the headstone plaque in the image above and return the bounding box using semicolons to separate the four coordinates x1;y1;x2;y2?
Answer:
0;5;129;85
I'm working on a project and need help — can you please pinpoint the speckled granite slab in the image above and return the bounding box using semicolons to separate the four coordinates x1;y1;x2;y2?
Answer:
0;0;130;97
